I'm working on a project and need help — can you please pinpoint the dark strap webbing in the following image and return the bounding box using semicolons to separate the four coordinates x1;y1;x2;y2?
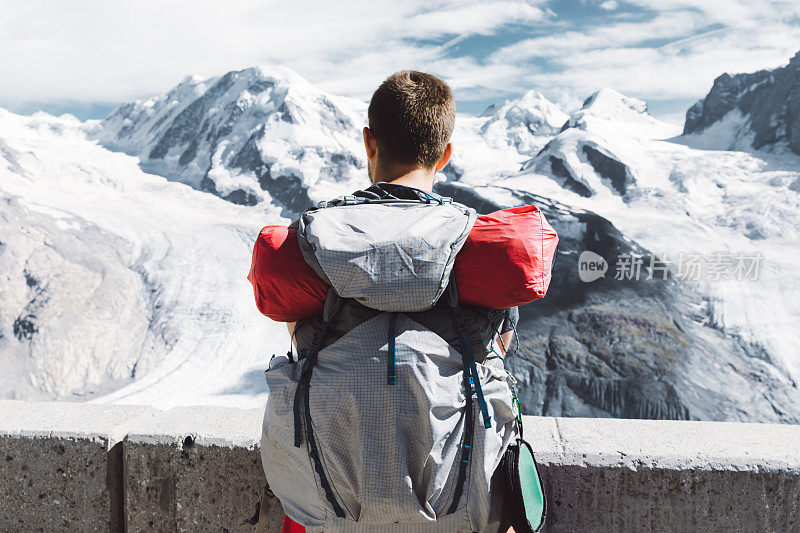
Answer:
453;307;492;429
511;383;524;442
302;352;346;518
293;320;328;447
291;292;344;446
446;274;492;429
447;350;474;514
291;320;347;518
446;273;493;514
387;312;397;384
499;321;520;359
291;291;348;518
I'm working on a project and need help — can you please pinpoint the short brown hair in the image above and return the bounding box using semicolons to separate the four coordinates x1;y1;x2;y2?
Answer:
367;70;456;169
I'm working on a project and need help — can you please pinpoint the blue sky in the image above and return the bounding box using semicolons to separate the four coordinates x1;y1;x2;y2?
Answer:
1;0;798;125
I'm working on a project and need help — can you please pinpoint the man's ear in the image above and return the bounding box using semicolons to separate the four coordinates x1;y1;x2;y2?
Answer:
435;142;452;172
363;127;378;160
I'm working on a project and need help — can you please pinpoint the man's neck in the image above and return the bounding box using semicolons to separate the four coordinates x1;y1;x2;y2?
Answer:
374;165;435;192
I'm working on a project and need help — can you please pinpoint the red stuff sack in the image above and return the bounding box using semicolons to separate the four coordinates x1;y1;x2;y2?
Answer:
282;515;306;532
248;205;558;322
247;225;328;322
454;204;557;309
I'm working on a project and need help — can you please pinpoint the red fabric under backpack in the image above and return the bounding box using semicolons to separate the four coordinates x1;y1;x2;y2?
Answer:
282;515;306;532
248;205;557;322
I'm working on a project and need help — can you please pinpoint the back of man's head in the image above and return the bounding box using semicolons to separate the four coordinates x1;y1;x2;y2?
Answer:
367;71;455;170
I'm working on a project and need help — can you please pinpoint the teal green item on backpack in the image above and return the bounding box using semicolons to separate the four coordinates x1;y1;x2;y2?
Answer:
518;439;546;531
496;403;547;532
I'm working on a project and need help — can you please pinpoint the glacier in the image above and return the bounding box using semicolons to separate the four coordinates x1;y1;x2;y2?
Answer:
0;109;288;406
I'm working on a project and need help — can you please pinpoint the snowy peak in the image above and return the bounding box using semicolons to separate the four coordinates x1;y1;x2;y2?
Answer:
581;88;648;117
519;89;677;201
100;74;208;150
480;89;568;135
683;51;800;154
471;90;568;160
95;66;367;215
562;88;677;139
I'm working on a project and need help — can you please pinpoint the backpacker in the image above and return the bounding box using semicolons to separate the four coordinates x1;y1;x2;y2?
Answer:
260;193;520;532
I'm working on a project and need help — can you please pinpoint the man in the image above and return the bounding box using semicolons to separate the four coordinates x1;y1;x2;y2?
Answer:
284;70;517;358
257;70;519;533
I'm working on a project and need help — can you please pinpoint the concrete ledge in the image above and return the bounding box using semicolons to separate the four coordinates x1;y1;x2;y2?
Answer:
1;401;799;532
525;417;800;531
0;401;157;531
123;406;282;532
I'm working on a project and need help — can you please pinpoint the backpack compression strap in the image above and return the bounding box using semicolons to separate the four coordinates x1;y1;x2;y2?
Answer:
292;292;347;518
387;312;398;385
445;273;492;514
448;275;492;430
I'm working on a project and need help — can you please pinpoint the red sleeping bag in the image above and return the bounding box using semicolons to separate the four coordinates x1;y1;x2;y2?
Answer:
248;205;558;322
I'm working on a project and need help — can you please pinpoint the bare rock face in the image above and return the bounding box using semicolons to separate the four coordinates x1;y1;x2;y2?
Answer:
684;51;800;154
434;181;800;424
580;144;633;196
525;131;636;199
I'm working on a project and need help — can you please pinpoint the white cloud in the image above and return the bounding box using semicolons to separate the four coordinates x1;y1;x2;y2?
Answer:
403;2;549;38
0;0;797;118
0;0;547;107
487;1;800;109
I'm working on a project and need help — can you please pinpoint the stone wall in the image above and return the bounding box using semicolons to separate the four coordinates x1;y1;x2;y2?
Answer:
1;400;798;531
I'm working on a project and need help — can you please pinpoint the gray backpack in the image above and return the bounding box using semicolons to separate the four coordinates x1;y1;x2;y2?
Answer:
260;194;520;532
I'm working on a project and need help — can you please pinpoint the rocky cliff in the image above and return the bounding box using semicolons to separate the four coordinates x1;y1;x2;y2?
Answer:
684;52;800;154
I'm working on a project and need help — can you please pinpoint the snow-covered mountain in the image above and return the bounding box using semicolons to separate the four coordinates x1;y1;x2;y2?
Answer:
2;60;799;421
95;66;367;216
436;181;799;422
94;68;565;199
478;90;568;153
491;78;800;422
683;52;800;154
520;89;679;200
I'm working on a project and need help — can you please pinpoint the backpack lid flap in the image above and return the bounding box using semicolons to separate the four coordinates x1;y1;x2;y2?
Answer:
298;201;476;312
